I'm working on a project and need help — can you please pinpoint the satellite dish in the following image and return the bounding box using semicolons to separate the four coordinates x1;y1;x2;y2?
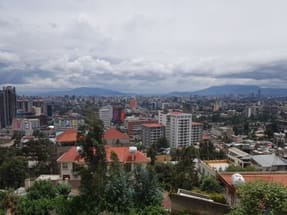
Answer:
129;146;137;154
231;173;245;187
76;146;82;153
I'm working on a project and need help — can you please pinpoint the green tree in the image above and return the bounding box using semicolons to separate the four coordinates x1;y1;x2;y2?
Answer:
104;152;134;213
78;109;107;202
17;180;72;215
200;176;223;193
27;180;57;200
228;181;287;215
133;166;163;209
225;164;256;172
153;162;175;191
0;156;27;189
156;137;169;149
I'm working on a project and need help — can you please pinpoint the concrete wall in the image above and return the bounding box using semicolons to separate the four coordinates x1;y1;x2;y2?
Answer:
170;194;230;215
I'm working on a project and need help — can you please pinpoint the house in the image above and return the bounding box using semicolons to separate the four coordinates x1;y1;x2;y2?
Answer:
218;172;287;206
227;147;251;168
103;127;130;145
57;146;150;181
55;128;78;145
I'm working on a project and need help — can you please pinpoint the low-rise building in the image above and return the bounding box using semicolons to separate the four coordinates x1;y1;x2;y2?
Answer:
57;146;150;181
251;153;287;171
227;147;251;168
199;160;230;177
103;127;130;145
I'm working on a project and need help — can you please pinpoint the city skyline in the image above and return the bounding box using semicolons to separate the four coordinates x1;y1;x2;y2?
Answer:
1;0;287;94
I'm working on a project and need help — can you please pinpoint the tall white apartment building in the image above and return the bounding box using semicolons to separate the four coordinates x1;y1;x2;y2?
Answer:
158;110;167;126
166;112;192;148
99;105;113;129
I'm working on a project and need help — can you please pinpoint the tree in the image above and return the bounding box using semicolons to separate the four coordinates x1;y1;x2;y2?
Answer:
228;181;287;215
17;180;72;215
153;163;175;191
79;108;107;200
199;141;225;160
156;137;169;149
225;164;256;172
171;146;199;190
133;166;163;209
27;180;57;200
104;152;134;213
200;176;223;193
0;156;27;189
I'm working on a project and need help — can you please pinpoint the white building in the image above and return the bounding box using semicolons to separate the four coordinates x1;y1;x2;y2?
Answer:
99;105;113;129
166;112;192;148
158;110;168;126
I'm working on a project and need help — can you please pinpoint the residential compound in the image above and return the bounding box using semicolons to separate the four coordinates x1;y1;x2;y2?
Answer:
142;123;165;146
0;86;16;128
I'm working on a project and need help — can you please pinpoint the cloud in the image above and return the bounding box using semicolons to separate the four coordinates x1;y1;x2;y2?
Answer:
1;0;287;93
0;51;19;63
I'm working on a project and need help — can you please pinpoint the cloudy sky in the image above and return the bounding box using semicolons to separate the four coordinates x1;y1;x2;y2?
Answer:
1;0;287;94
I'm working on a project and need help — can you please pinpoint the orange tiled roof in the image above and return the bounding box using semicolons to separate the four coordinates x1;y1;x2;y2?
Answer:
142;123;164;128
103;127;129;140
56;128;77;143
57;146;150;164
192;122;203;126
219;172;287;187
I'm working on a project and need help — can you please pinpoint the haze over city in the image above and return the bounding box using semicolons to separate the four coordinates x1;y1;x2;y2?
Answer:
1;0;287;94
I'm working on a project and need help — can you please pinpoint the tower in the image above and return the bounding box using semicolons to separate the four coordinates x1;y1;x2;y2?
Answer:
0;86;16;128
166;112;192;148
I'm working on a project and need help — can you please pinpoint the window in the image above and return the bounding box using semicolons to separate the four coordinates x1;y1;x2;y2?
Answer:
62;163;68;169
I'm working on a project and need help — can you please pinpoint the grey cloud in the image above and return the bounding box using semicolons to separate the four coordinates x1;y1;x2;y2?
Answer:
218;61;287;81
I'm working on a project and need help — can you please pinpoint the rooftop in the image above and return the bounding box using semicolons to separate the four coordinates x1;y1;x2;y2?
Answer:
219;172;287;187
56;128;77;143
228;147;250;157
192;122;203;126
142;123;164;128
57;146;150;164
252;154;287;167
103;127;129;140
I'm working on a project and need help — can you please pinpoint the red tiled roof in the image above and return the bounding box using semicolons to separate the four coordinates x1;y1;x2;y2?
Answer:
142;123;164;128
171;111;183;115
56;146;84;163
57;146;150;164
219;172;287;187
192;122;203;126
56;128;77;143
103;127;129;140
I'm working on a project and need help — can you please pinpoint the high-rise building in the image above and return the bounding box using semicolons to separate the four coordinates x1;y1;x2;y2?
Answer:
166;112;192;148
191;122;203;143
0;86;16;128
99;105;113;129
126;118;158;137
142;123;165;146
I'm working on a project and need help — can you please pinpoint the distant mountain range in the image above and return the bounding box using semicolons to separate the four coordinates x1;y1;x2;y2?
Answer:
169;85;287;97
32;87;128;96
20;85;287;97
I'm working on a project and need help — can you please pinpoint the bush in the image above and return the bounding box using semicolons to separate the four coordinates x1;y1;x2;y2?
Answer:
208;193;226;204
